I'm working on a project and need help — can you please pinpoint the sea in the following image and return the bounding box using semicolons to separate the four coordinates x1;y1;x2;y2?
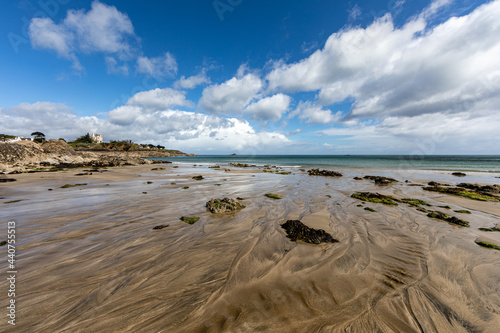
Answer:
151;155;500;173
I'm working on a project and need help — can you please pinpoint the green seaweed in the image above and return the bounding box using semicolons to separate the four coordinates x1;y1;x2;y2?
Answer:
427;211;469;227
364;207;376;212
4;199;23;204
479;226;500;232
454;210;471;214
265;193;281;200
182;186;189;189
400;198;432;207
475;241;500;250
351;192;398;205
61;183;87;188
423;186;497;202
181;216;200;224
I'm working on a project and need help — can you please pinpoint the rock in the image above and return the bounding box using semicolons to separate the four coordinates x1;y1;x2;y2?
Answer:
428;181;449;186
230;163;255;167
353;177;363;180
180;216;200;224
363;175;398;185
351;192;399;205
152;224;169;230
307;169;342;177
192;175;204;180
0;178;17;182
452;172;467;177
281;220;338;244
206;197;245;213
427;210;469;227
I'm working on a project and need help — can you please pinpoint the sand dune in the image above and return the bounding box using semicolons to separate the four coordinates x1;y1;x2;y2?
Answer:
1;165;499;332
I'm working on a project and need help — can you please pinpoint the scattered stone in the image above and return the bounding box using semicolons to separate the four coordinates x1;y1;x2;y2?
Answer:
363;175;398;185
427;210;469;227
48;189;53;191
265;193;281;200
146;181;153;184
0;178;17;182
151;167;165;171
416;207;429;213
438;205;451;209
364;207;376;212
281;220;338;244
142;192;147;194
230;163;255;167
452;172;467;177
61;183;87;188
475;240;500;250
479;225;500;232
192;175;204;180
454;210;471;214
173;166;179;168
428;181;449;186
75;172;91;176
0;240;7;246
152;224;169;230
353;177;363;180
351;192;398;205
206;198;245;213
209;165;221;169
356;204;363;207
182;186;189;189
171;182;176;185
307;169;342;177
181;216;200;224
215;184;222;186
236;197;245;200
325;195;332;198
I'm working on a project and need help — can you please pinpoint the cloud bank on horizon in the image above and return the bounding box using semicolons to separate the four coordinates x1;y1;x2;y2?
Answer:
1;0;499;154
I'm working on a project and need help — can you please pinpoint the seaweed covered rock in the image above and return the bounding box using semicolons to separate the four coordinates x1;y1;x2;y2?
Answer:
192;175;204;180
363;175;398;185
307;169;342;177
452;172;466;177
351;192;399;205
423;184;500;202
206;197;245;213
281;220;338;244
427;210;469;227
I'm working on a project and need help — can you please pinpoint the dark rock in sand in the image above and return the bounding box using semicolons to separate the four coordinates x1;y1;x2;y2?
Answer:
152;224;169;230
452;172;467;177
353;177;363;180
307;169;342;177
0;178;17;182
281;220;338;244
206;197;245;213
427;210;469;227
192;175;204;180
363;175;398;185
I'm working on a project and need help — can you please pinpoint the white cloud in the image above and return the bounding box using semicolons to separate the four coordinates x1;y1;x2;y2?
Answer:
105;56;129;75
28;0;136;70
244;94;291;122
125;88;193;110
174;72;211;89
267;0;500;121
198;72;263;115
293;101;342;124
0;101;290;154
136;52;178;79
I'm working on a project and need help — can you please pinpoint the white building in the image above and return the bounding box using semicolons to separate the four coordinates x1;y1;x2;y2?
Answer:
5;136;34;143
91;133;103;143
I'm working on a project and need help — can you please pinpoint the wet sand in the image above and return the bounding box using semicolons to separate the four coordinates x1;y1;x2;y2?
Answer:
1;164;499;332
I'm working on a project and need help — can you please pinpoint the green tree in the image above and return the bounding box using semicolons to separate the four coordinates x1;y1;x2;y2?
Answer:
74;133;93;144
31;131;46;143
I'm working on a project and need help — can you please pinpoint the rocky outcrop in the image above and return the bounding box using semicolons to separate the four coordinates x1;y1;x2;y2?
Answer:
281;220;338;244
206;198;245;213
363;175;398;185
307;169;342;177
0;141;185;173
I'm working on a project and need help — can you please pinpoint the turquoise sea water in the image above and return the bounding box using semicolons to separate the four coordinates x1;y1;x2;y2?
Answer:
152;155;500;173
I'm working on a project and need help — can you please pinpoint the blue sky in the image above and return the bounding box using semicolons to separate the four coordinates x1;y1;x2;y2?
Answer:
1;0;499;154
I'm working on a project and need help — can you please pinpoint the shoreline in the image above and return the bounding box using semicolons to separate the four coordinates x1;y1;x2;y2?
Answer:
1;163;499;332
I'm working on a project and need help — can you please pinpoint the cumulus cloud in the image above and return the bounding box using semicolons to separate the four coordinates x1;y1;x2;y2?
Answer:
198;72;263;115
28;1;136;70
0;101;290;154
174;71;211;89
136;52;178;79
105;56;129;75
125;88;193;110
293;101;342;124
244;94;291;122
267;0;500;121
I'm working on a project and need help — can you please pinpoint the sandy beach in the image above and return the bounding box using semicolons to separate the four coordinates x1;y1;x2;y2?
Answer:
1;163;500;332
